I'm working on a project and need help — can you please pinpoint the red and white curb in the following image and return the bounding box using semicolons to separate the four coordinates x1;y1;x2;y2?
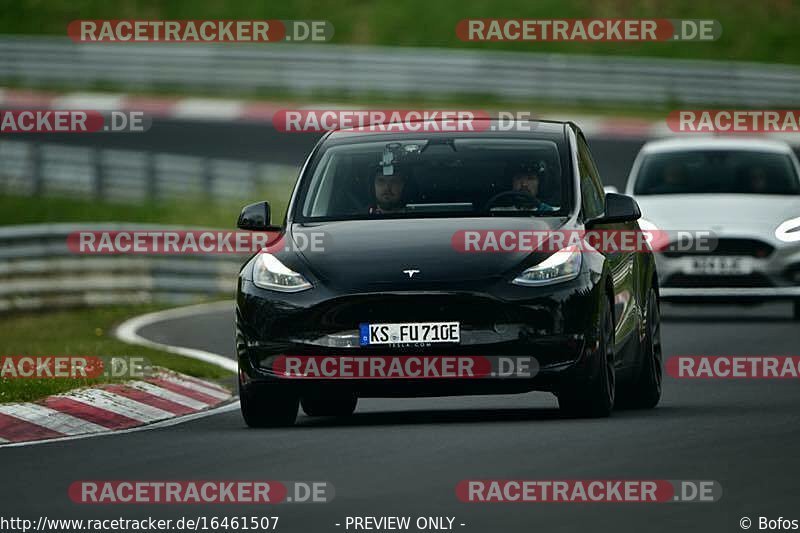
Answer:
0;87;665;139
0;369;232;446
6;87;799;144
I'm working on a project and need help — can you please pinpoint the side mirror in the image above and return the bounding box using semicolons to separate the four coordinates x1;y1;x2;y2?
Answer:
586;193;641;227
237;201;281;231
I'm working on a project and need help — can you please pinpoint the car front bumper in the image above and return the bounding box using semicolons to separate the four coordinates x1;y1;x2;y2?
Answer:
235;273;606;396
655;238;800;302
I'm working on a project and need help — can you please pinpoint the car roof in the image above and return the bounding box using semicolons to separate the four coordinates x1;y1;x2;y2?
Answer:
639;136;795;154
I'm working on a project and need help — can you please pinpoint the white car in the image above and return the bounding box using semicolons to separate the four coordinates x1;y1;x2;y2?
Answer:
626;137;800;320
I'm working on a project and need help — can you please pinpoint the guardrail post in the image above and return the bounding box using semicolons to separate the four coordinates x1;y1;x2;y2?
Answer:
147;153;158;201
250;162;259;196
204;158;215;202
30;142;43;196
93;148;104;200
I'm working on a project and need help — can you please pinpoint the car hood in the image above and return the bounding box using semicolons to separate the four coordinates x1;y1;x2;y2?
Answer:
291;217;570;290
634;194;800;234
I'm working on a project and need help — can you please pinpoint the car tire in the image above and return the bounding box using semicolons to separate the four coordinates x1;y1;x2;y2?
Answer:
558;296;615;418
619;288;663;409
239;382;299;428
793;300;800;321
301;392;358;417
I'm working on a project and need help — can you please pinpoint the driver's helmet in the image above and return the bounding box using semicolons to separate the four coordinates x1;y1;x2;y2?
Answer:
511;160;547;180
507;160;548;196
498;160;548;208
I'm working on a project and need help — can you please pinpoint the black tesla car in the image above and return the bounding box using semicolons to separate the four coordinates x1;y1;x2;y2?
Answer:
235;118;662;426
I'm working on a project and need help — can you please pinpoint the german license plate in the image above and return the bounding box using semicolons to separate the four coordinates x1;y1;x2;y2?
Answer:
359;322;460;346
685;256;751;275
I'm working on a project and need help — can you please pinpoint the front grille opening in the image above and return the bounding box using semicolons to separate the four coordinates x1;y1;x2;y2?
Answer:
662;238;774;258
663;273;774;288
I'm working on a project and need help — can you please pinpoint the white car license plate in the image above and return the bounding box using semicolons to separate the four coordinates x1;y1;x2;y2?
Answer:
359;322;460;346
684;256;752;275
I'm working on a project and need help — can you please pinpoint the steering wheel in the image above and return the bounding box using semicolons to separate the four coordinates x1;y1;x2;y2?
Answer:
482;190;541;211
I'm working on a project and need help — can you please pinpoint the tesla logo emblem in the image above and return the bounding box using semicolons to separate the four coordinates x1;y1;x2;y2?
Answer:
403;269;420;278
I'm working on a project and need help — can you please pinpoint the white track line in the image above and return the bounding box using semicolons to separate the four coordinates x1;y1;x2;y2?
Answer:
172;99;244;121
0;404;107;435
128;381;210;410
51;92;125;111
115;300;237;373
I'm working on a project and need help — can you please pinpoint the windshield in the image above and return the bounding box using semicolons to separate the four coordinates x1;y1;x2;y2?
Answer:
634;149;800;195
296;138;568;221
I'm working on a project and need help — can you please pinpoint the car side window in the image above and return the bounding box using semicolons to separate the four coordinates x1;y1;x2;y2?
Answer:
577;135;605;220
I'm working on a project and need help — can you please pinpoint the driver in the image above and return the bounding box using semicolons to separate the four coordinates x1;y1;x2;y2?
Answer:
660;161;689;192
509;168;556;211
747;165;769;193
369;167;407;214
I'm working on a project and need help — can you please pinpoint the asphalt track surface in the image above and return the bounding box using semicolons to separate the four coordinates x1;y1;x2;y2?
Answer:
2;123;800;532
1;301;799;533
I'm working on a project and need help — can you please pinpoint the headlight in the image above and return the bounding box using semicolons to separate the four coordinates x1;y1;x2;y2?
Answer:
512;245;582;286
637;217;659;241
637;217;668;251
775;216;800;243
252;253;312;292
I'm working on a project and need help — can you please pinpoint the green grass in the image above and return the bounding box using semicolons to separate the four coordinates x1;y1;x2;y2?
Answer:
0;0;796;64
0;186;293;228
0;305;234;403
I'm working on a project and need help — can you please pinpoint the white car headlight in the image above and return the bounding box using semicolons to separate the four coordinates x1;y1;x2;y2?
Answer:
636;217;668;251
637;217;659;240
775;216;800;243
512;245;582;286
253;253;312;292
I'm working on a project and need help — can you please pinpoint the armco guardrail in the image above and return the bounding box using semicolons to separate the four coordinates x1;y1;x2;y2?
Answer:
0;140;298;203
2;36;800;106
0;224;249;312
